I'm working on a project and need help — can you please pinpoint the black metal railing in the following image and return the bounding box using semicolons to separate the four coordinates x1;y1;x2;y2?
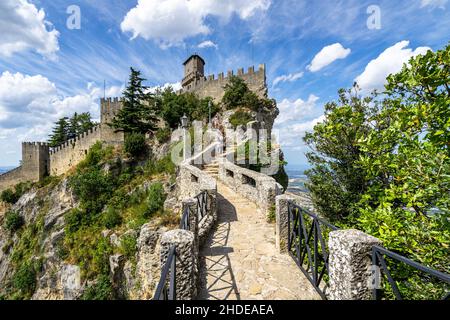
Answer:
153;246;176;300
372;245;450;300
180;204;191;230
196;190;209;221
287;202;339;299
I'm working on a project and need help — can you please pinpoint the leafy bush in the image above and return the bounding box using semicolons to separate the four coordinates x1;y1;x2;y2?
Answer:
1;182;32;204
229;109;254;129
222;76;272;112
81;274;114;300
119;234;137;260
102;207;122;229
1;189;17;204
144;183;166;218
145;155;176;176
4;211;24;233
12;263;36;298
156;127;172;143
304;44;450;299
124;132;148;159
64;208;85;234
69;164;114;216
157;87;218;128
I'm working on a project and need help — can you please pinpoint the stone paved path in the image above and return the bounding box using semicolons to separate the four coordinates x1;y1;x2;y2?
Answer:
197;181;320;300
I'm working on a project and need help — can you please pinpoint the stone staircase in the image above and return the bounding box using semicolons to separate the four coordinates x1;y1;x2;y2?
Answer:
202;160;219;178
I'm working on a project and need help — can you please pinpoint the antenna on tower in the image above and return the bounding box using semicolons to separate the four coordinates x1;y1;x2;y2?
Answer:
103;80;106;99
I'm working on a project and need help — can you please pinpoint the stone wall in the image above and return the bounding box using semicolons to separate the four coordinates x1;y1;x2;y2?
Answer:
0;142;50;193
218;159;283;215
49;126;102;176
0;167;24;192
183;64;267;103
49;98;124;176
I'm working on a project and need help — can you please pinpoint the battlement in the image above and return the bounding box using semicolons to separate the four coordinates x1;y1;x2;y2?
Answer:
182;63;267;102
49;125;101;155
101;97;123;125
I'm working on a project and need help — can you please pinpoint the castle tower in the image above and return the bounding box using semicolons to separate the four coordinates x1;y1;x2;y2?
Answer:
182;54;206;91
100;97;125;145
21;142;50;181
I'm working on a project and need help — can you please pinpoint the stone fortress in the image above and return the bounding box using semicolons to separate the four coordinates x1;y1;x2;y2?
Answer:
0;55;268;192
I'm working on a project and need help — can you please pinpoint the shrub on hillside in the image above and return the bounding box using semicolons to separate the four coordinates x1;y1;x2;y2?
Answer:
144;183;166;218
1;189;17;204
156;127;172;144
12;263;36;298
102;207;122;229
229;109;255;129
4;211;24;233
81;274;115;300
124;132;148;159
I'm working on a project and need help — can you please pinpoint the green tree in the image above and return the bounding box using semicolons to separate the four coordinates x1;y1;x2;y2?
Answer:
124;132;148;159
222;76;271;111
109;67;158;134
304;86;374;221
48;117;69;147
304;44;450;298
68;112;95;139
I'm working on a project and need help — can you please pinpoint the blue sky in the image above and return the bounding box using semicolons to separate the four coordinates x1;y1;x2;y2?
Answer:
0;0;449;166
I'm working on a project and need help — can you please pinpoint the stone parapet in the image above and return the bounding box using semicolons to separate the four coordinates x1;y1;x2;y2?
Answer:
159;230;197;300
218;159;282;215
328;229;382;300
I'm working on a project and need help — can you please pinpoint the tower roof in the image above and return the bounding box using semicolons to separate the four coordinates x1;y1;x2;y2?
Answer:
183;54;205;66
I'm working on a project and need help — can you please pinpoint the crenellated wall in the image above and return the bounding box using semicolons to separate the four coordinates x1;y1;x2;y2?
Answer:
0;142;50;192
182;64;267;103
49;125;102;176
48;98;124;176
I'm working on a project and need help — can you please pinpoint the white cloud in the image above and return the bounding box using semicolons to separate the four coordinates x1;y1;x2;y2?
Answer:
198;40;218;49
308;43;351;72
355;41;431;91
420;0;448;9
276;115;325;149
121;0;271;47
275;95;320;125
0;71;120;143
0;0;59;58
148;82;182;93
273;94;324;153
273;72;304;86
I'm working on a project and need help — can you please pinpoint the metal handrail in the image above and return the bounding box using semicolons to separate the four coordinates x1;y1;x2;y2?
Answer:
153;246;176;300
287;201;339;300
372;245;450;300
180;205;190;230
196;190;209;222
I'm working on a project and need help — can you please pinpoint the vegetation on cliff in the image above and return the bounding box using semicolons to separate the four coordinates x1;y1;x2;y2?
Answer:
304;44;450;299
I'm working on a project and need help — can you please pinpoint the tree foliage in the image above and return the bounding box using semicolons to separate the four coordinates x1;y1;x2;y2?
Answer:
222;76;272;111
156;87;218;128
109;67;159;134
48;112;95;147
304;44;450;298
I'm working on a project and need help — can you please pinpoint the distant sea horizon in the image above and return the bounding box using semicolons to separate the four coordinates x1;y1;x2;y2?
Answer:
285;164;310;194
0;166;16;175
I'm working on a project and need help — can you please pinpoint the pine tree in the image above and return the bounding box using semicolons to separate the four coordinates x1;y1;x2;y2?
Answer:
49;117;69;147
68;112;95;139
109;67;159;134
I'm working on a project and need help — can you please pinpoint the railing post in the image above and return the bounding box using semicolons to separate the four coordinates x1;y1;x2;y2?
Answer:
328;229;382;300
203;187;217;222
160;230;197;300
275;195;296;253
